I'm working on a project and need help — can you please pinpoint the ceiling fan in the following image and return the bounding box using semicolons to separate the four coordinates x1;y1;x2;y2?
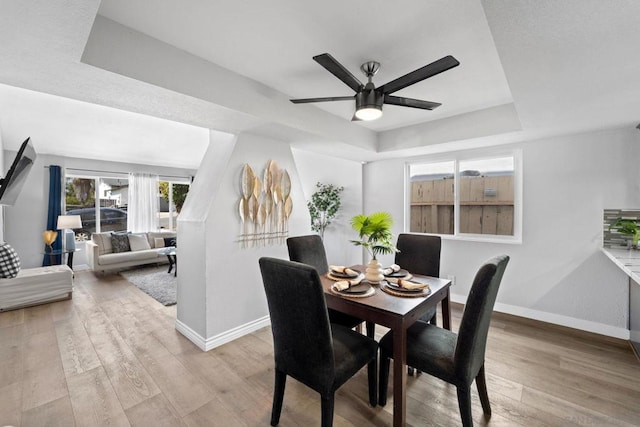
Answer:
290;53;460;121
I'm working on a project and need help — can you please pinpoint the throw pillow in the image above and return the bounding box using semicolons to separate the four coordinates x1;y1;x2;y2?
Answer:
164;237;177;247
111;233;131;253
128;234;151;251
0;242;21;278
154;237;165;248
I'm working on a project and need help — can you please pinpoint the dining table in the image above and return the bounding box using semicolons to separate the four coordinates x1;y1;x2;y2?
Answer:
321;265;452;427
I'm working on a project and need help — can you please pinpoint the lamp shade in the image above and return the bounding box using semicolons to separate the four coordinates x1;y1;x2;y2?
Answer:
355;89;383;121
57;215;82;230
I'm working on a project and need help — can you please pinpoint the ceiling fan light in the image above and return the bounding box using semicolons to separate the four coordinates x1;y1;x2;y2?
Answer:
355;90;384;121
355;107;383;121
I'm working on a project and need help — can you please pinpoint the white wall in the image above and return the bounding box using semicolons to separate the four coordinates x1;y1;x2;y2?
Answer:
291;148;363;266
175;135;367;350
0;124;4;242
176;133;312;348
364;126;640;338
3;152;195;269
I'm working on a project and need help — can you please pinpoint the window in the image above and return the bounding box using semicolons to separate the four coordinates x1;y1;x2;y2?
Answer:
65;175;128;241
158;180;190;231
65;171;191;239
407;151;521;242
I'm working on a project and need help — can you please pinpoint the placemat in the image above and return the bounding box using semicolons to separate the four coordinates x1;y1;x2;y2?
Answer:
381;282;430;298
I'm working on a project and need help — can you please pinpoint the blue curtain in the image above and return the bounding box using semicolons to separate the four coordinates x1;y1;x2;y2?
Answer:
42;165;62;266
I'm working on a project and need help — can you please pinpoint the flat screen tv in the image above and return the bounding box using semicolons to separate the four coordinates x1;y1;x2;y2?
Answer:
0;137;37;206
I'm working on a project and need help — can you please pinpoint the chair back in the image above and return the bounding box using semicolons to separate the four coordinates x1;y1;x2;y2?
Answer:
454;255;509;382
395;233;441;277
258;257;334;391
286;235;329;274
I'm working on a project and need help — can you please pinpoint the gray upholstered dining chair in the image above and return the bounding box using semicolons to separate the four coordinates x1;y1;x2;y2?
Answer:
395;233;441;325
378;255;509;427
259;257;378;426
394;233;442;375
287;235;374;338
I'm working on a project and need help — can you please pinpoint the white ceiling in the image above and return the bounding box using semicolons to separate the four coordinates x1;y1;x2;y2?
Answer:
0;84;209;169
0;0;639;167
97;0;513;132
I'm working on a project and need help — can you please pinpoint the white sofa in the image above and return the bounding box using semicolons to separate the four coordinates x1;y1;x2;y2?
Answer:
86;231;176;273
0;265;73;312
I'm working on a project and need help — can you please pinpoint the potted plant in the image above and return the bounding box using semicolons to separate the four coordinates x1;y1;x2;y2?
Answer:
307;182;344;240
350;211;399;283
610;218;640;248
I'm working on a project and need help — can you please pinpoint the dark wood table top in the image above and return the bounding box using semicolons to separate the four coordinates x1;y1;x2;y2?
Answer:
321;264;452;427
320;265;451;328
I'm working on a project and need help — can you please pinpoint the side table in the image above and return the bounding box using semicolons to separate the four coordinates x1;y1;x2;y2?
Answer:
44;248;81;270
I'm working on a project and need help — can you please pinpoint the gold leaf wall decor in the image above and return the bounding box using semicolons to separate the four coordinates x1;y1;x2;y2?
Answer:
238;160;293;247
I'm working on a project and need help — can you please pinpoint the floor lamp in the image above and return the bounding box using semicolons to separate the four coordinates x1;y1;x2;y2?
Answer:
57;215;82;268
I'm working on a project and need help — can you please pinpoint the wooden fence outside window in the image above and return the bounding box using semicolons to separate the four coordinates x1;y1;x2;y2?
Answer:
410;175;514;235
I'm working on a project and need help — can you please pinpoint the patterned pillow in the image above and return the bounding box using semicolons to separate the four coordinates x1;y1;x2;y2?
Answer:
0;243;21;278
111;233;131;253
164;237;177;247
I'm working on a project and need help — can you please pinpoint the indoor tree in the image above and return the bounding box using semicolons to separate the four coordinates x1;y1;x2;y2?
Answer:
307;182;344;240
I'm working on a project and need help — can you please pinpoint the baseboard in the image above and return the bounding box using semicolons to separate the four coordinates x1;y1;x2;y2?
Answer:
450;293;630;340
175;316;271;352
74;264;89;271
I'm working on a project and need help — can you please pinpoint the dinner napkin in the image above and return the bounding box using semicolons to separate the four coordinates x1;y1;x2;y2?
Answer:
329;265;359;276
386;277;429;290
332;276;363;291
382;264;401;275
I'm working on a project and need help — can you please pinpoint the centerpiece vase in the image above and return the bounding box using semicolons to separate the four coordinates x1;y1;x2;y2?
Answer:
365;258;384;284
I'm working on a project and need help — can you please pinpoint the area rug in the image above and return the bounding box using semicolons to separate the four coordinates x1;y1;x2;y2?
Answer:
120;265;177;306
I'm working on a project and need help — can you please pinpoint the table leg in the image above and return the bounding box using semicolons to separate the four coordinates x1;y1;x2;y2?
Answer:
392;324;407;427
442;287;451;330
166;255;174;274
172;255;177;277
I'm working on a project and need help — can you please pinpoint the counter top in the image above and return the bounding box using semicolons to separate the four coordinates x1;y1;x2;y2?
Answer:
601;247;640;284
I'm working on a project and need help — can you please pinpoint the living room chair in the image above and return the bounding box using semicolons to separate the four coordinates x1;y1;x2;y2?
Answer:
259;257;378;426
378;255;510;427
286;235;374;338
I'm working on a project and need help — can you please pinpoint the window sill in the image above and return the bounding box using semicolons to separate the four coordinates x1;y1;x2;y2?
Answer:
438;233;522;245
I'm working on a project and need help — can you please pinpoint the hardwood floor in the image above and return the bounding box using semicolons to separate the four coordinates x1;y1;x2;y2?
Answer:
1;270;639;426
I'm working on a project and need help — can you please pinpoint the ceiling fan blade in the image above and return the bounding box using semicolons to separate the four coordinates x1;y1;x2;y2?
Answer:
313;53;364;93
379;55;460;95
290;96;354;104
384;95;442;110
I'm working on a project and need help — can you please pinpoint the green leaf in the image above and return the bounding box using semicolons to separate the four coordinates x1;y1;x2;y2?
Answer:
350;211;398;257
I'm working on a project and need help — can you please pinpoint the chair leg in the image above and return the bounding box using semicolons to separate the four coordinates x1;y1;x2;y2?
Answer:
367;355;378;407
429;311;437;326
320;392;335;427
365;321;375;338
456;386;474;427
476;364;492;417
271;370;286;426
378;354;390;406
